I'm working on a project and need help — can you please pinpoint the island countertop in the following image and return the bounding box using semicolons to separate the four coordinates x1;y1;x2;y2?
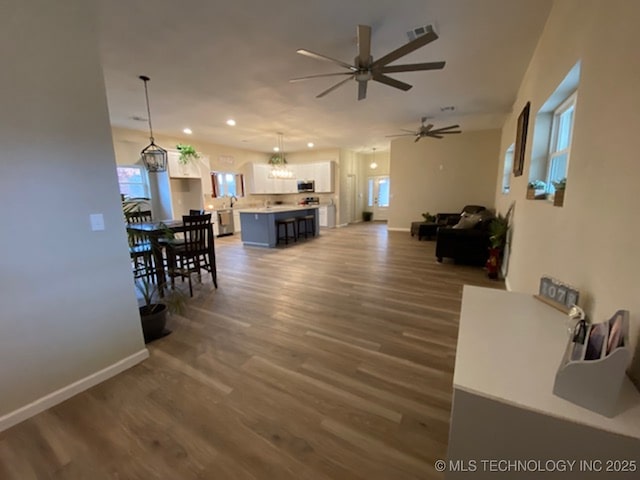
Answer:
235;205;320;214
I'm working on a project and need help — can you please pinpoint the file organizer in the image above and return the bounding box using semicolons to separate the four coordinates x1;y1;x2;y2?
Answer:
553;310;631;417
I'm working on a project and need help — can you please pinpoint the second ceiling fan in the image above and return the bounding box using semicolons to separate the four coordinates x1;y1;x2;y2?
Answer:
387;117;462;142
290;24;445;101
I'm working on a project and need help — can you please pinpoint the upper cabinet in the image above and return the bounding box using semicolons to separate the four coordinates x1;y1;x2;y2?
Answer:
248;161;335;194
168;150;202;179
314;161;335;193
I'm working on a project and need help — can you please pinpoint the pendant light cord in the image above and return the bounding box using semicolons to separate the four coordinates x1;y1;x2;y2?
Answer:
139;75;155;142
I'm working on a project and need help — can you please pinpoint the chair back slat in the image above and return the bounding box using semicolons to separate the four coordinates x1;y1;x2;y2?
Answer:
126;210;152;223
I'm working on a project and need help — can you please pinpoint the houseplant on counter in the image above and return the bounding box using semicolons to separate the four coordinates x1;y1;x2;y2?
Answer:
527;180;546;200
136;278;187;343
552;178;566;207
176;143;200;165
486;203;514;279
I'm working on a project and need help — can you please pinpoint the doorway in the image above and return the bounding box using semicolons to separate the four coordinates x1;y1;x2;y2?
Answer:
367;175;390;221
345;174;356;224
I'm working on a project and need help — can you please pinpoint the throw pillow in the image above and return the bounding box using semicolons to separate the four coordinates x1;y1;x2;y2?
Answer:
453;212;482;229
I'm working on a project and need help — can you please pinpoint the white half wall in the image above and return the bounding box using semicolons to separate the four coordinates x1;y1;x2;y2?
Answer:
494;0;640;349
388;130;501;230
0;0;147;425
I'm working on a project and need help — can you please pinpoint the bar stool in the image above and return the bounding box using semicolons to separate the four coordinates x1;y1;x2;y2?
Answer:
296;215;315;240
276;218;297;245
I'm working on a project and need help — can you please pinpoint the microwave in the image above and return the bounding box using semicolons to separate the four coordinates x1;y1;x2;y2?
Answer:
297;180;315;192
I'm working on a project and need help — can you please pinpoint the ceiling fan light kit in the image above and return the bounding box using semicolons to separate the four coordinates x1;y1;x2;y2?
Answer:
292;24;445;101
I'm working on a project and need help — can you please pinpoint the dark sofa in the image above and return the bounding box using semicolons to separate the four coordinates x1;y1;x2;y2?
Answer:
435;205;494;265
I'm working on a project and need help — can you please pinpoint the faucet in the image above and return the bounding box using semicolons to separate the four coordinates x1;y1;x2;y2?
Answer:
230;195;238;208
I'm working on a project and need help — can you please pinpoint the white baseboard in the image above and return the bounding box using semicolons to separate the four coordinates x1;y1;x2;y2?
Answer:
387;227;410;232
0;348;149;432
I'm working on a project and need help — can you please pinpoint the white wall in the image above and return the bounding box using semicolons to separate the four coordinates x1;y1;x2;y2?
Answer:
0;0;146;425
388;130;501;230
494;0;640;349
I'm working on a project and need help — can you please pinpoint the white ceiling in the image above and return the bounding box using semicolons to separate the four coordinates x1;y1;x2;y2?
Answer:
98;0;551;154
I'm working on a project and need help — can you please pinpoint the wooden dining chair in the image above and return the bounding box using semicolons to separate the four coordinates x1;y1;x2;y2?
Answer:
125;210;154;281
166;213;214;296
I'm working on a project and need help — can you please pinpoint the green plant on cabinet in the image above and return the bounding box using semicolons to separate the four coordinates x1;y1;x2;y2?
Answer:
176;144;200;165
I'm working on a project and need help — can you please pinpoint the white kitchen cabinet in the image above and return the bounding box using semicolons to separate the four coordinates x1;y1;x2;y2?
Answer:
249;163;275;194
314;161;335;192
318;205;336;227
168;150;201;179
249;163;297;194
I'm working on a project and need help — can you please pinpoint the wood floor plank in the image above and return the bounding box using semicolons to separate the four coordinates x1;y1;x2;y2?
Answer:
0;223;502;479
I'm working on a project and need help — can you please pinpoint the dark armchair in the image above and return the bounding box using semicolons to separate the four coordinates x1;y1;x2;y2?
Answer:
435;206;494;265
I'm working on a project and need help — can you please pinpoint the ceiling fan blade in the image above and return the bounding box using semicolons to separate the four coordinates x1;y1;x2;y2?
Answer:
372;74;412;91
433;131;462;135
290;72;354;83
296;49;356;71
400;129;417;133
430;124;461;132
316;75;354;98
424;123;434;132
414;136;421;143
372;29;438;68
385;133;415;138
357;80;367;101
357;25;372;67
378;61;445;73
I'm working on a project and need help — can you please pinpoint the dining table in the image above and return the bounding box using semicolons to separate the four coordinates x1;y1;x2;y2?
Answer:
126;219;218;296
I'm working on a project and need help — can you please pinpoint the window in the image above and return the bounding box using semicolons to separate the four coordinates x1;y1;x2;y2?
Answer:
502;144;515;194
116;165;149;198
546;92;576;192
211;172;244;198
377;178;390;207
367;178;374;207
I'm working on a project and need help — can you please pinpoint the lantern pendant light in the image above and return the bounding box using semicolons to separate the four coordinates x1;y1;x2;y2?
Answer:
139;75;168;172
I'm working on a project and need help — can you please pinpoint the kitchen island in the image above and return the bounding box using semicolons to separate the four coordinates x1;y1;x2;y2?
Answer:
238;206;320;247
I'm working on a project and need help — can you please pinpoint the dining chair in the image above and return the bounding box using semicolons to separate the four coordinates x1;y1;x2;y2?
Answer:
166;213;214;296
125;210;154;281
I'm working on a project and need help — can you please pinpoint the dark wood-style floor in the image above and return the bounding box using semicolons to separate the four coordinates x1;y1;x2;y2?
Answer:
0;223;502;479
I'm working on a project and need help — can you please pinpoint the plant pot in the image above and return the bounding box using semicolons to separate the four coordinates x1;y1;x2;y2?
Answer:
486;247;503;279
554;188;565;207
139;303;169;343
362;211;373;222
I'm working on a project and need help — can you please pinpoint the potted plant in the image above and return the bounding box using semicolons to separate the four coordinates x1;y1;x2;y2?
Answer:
552;178;566;207
527;180;546;200
176;143;200;165
486;203;514;279
421;212;436;223
362;211;373;222
135;278;186;343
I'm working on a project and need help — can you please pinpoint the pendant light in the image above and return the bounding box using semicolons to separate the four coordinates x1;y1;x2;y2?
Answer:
269;132;293;179
370;147;378;169
139;75;168;172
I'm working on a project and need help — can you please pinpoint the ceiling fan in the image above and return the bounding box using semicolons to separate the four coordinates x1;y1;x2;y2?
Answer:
290;24;445;101
386;117;462;142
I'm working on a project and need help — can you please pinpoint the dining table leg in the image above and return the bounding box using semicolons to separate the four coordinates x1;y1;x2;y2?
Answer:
150;235;167;297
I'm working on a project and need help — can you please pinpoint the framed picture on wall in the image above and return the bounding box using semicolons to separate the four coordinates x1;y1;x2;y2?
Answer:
513;101;530;177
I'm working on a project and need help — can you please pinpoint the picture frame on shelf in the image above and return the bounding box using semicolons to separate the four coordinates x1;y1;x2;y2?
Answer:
513;102;530;177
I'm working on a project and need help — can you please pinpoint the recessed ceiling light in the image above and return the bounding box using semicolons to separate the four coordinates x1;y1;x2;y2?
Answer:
183;127;193;135
226;119;236;126
273;147;280;152
307;142;314;148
